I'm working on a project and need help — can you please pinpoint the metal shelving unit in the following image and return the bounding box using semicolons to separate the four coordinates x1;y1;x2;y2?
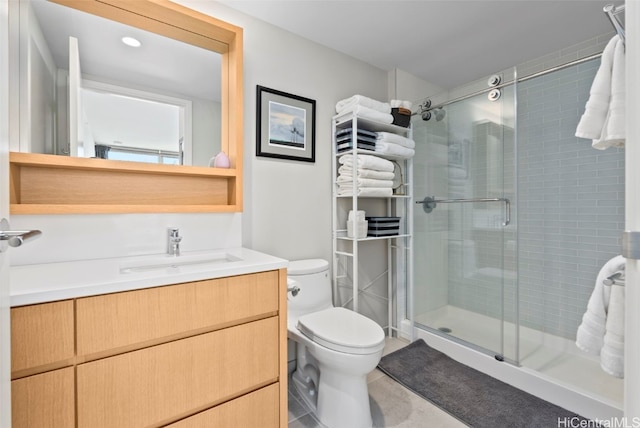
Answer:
331;112;414;338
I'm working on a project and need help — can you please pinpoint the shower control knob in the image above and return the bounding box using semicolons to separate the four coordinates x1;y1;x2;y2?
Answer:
488;74;502;87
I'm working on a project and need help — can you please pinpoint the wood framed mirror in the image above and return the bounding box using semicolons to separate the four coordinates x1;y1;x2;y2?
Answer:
9;0;243;214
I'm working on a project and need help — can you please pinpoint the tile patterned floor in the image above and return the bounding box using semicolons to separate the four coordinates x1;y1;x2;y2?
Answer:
287;338;465;428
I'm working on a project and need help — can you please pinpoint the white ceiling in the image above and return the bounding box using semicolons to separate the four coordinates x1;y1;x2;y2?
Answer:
219;0;623;90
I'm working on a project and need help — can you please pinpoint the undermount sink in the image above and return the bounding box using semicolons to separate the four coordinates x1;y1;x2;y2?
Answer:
119;252;243;274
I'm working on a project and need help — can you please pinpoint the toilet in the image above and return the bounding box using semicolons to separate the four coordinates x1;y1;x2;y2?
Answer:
287;259;385;428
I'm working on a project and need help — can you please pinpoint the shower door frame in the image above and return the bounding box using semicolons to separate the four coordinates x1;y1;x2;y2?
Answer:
625;0;640;418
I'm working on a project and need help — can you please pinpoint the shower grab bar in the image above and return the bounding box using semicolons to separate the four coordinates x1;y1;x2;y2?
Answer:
604;271;625;287
416;196;511;226
604;4;625;47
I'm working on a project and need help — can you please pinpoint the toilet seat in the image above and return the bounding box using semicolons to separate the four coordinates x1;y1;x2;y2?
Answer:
297;307;385;355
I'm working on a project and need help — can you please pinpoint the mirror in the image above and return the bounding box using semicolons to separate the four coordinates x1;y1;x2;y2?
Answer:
11;0;237;168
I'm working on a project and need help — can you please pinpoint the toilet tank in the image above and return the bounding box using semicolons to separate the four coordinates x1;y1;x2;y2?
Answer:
287;259;333;321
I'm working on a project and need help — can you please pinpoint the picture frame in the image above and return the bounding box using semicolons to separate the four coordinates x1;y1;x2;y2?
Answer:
256;85;316;162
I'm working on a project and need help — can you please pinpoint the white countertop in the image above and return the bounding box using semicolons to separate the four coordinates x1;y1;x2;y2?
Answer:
10;248;288;307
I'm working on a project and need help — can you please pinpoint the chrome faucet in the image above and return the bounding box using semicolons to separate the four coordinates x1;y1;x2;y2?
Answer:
167;227;182;256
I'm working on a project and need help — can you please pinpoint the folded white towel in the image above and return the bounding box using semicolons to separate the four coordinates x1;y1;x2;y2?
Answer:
337;187;393;197
338;166;395;180
339;154;394;172
337;176;393;188
576;255;626;378
601;282;624;378
336;95;390;114
390;99;413;110
337;105;394;124
576;35;626;149
375;141;415;159
376;132;416;149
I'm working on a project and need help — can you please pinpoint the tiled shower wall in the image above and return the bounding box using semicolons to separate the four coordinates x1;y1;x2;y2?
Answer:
517;56;625;339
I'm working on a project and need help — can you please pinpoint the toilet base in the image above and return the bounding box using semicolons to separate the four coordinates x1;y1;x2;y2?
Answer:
315;366;373;428
291;363;373;428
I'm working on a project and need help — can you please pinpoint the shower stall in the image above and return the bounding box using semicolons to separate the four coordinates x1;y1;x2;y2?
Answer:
410;55;624;419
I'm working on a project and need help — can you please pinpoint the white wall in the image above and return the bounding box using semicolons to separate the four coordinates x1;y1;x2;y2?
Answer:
176;1;389;263
388;68;443;106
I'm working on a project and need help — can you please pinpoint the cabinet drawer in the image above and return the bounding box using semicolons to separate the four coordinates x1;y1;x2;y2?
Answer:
11;300;74;376
166;383;279;428
12;367;75;428
77;316;279;428
76;270;279;357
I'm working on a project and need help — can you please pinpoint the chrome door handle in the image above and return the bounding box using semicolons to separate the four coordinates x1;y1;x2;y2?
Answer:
416;196;511;226
0;218;42;252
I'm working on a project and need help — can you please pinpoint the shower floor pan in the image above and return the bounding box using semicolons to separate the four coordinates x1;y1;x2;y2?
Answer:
412;305;623;420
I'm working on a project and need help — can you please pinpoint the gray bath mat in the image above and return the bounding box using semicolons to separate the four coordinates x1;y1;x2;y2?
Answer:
377;339;591;428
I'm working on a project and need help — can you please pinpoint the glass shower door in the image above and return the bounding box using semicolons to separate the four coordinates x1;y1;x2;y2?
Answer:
412;74;518;362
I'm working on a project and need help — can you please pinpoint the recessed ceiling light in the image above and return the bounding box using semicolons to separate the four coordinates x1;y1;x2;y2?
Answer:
121;36;141;48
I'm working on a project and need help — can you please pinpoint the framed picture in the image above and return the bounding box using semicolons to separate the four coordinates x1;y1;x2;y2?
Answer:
256;85;316;162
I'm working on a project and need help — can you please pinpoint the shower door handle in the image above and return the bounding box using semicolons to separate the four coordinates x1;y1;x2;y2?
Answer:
416;196;511;226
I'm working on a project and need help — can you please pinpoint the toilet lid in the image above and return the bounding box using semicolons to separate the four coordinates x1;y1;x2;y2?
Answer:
297;307;385;355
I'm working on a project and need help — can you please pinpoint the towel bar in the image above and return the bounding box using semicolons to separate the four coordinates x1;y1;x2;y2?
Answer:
604;271;625;287
604;4;625;47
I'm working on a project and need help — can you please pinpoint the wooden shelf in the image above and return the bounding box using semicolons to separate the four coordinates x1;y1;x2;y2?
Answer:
10;153;242;214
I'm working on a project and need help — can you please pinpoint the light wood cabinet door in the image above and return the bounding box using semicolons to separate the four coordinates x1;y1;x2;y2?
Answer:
11;367;75;428
76;271;279;358
166;383;279;428
11;300;74;377
77;316;279;428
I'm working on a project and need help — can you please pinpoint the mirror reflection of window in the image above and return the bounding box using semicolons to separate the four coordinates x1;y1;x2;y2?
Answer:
82;83;186;164
18;0;222;166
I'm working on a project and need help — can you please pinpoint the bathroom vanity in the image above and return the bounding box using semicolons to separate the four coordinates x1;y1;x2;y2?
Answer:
9;248;288;428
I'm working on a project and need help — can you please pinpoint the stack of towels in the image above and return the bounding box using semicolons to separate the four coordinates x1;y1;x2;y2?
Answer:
390;99;413;110
337;154;395;197
575;35;625;150
375;131;415;159
335;95;392;123
576;255;626;378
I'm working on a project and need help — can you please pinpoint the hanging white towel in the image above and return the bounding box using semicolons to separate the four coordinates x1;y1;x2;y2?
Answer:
575;35;626;149
593;39;626;149
601;283;624;378
576;255;626;378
